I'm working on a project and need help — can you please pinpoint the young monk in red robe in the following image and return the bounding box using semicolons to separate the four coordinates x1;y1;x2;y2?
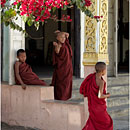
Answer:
51;30;73;100
14;49;46;90
80;62;113;130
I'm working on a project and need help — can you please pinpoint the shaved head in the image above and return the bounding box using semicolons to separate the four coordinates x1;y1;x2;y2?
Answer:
95;62;106;73
55;32;65;38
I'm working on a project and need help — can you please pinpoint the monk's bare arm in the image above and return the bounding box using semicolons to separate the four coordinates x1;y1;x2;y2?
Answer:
53;42;61;54
98;80;110;99
15;62;26;89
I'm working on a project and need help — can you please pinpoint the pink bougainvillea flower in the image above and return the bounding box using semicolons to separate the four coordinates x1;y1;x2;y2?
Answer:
85;0;92;7
1;0;6;7
13;2;18;5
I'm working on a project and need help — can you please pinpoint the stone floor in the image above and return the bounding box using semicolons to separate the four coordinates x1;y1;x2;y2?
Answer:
113;115;129;130
1;114;129;130
1;123;40;130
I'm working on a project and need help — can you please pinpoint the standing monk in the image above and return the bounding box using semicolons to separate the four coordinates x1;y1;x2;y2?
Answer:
80;62;113;130
51;30;73;100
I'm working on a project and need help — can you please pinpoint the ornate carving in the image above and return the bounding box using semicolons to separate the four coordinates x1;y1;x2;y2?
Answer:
85;0;97;52
99;0;108;53
83;0;109;65
83;52;109;65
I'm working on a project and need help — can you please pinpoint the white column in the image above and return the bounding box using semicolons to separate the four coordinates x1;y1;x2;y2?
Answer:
95;0;100;53
80;11;85;78
113;0;118;77
9;17;25;85
3;26;10;81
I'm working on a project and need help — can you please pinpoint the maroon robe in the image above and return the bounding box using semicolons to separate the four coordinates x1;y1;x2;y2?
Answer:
51;38;73;100
80;73;113;130
15;62;46;86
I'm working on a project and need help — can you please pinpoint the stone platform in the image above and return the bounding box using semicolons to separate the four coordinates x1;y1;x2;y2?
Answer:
1;82;88;130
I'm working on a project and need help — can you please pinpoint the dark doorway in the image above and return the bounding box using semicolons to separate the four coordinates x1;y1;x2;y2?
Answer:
25;7;81;78
118;0;129;73
74;6;80;77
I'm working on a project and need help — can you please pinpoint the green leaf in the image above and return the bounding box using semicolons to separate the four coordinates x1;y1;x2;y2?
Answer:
42;22;44;26
41;10;45;16
10;10;16;17
17;2;21;9
22;15;28;22
5;21;9;26
10;22;15;29
62;5;67;10
80;2;84;8
17;11;20;14
27;19;33;26
15;17;18;20
52;7;57;13
5;10;10;16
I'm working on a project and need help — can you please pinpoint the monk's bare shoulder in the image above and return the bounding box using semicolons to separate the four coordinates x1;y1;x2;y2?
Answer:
15;61;21;66
99;79;104;89
14;61;22;71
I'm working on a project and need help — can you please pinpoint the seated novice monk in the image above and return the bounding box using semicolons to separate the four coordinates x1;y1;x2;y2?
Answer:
80;62;113;130
51;30;73;100
14;49;47;90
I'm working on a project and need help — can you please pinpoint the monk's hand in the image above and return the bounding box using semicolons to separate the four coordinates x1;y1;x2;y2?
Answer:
63;32;69;38
54;30;60;34
106;93;110;98
53;42;58;46
21;84;26;90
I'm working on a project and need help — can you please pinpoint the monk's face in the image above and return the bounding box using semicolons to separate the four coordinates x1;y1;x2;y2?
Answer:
102;68;106;76
17;52;26;63
56;33;66;44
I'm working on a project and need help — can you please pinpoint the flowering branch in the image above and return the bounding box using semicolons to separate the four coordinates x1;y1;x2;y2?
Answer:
1;0;103;32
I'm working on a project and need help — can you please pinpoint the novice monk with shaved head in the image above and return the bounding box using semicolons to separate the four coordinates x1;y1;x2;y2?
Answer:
14;49;47;90
51;30;73;100
80;62;113;130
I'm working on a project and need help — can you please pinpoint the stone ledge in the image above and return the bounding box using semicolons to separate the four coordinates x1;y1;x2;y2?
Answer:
40;100;88;130
2;82;54;101
42;99;84;105
1;82;89;130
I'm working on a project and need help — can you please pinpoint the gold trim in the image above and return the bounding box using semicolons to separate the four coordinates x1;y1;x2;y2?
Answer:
85;0;97;52
99;0;108;53
83;52;109;65
83;0;109;66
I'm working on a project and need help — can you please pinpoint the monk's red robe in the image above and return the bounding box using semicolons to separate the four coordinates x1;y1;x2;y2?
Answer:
80;73;113;130
15;62;46;86
51;38;73;100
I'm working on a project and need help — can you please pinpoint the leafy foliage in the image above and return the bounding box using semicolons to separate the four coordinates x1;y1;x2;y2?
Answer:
1;0;101;32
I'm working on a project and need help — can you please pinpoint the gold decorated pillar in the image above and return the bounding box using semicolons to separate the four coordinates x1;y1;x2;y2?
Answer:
83;0;109;79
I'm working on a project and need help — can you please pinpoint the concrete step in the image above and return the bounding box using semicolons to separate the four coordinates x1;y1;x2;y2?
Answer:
107;95;129;108
107;85;129;96
107;74;129;86
72;88;83;99
72;84;129;99
42;74;129;89
72;76;129;89
71;94;129;108
107;104;129;118
113;115;129;130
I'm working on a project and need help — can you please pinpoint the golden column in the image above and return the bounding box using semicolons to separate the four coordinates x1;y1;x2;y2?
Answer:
83;0;109;77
